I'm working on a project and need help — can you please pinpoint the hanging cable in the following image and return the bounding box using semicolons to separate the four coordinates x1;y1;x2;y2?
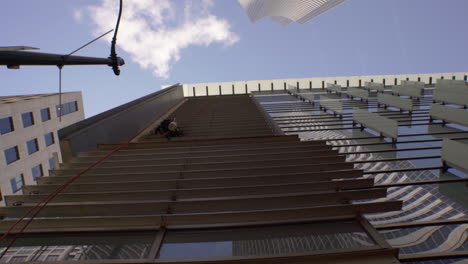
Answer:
110;0;123;75
58;65;63;122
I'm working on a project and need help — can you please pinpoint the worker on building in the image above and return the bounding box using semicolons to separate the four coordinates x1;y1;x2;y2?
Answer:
168;117;183;137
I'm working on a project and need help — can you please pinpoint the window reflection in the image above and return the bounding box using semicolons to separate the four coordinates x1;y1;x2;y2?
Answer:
0;231;155;262
158;221;374;259
380;224;468;255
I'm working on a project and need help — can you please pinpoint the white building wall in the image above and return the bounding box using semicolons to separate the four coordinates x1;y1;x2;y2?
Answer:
0;92;84;202
180;72;468;97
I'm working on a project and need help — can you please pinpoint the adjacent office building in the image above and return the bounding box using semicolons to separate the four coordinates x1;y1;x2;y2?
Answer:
0;92;84;201
0;72;466;263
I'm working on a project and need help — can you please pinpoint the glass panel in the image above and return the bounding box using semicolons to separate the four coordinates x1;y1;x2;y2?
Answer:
26;139;39;155
44;132;55;146
21;112;34;127
55;104;62;117
48;157;55;170
31;164;43;181
400;258;468;264
63;102;71;115
158;221;375;259
0;117;14;135
69;101;78;113
0;231;156;262
40;108;50;122
359;182;468;226
380;224;468;255
4;146;19;164
10;174;24;193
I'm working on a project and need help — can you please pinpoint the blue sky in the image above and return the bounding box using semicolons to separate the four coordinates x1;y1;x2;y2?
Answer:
1;0;467;117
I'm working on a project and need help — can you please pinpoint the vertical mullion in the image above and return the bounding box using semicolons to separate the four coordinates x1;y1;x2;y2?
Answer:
148;228;167;260
357;215;393;250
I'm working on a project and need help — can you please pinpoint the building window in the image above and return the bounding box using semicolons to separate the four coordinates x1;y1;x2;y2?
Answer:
56;101;78;117
0;117;14;135
4;146;20;164
26;138;39;155
41;107;51;122
31;164;43;181
49;156;56;170
10;174;25;193
44;132;55;146
22;112;34;127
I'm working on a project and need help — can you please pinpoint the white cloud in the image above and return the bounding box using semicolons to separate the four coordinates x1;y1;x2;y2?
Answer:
78;0;239;78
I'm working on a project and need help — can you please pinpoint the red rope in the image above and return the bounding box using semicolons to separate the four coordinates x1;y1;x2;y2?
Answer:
0;143;130;259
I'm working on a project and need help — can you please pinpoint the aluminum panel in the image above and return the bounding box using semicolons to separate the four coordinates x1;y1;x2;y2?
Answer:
377;93;413;112
346;87;370;100
391;85;424;98
430;104;468;127
353;108;398;140
442;139;468;172
319;95;343;115
364;82;385;92
326;83;342;94
434;80;468;106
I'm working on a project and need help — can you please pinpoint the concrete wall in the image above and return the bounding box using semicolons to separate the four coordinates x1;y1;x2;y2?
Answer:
59;84;184;158
181;72;468;97
0;92;84;200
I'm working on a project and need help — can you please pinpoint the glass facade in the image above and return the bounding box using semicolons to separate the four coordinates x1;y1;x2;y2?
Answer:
21;112;34;127
159;221;374;259
253;87;468;263
4;146;19;164
26;138;39;155
0;117;14;135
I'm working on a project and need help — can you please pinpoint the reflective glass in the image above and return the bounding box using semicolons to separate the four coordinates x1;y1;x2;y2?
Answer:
380;224;468;255
400;258;468;264
26;138;39;155
44;132;55;146
158;221;374;259
10;174;24;193
0;117;14;135
56;101;78;117
48;157;55;170
4;146;19;164
31;164;43;180
0;231;156;262
40;108;50;122
21;112;34;127
359;182;468;226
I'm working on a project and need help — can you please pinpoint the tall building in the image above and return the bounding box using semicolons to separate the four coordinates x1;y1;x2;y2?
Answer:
238;0;348;25
0;92;84;202
0;72;466;263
